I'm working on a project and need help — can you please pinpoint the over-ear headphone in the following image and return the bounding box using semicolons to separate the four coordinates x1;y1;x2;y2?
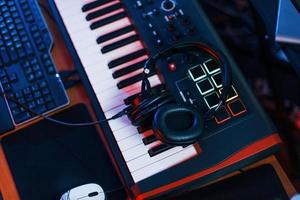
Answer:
127;42;232;146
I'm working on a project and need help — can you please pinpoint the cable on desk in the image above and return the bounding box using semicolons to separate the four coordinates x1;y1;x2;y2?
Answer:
0;91;129;127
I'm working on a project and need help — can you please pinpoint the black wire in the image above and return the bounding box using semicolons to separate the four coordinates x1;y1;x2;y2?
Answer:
0;91;128;127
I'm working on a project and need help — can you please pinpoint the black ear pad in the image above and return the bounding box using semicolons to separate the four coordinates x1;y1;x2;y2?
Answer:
153;104;204;146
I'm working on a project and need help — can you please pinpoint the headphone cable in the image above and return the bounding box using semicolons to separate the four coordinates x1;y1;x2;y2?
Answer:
0;91;128;127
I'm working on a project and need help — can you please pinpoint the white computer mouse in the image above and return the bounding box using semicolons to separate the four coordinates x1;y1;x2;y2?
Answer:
60;183;105;200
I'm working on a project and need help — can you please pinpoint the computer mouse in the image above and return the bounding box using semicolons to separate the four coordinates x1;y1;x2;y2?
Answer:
60;183;105;200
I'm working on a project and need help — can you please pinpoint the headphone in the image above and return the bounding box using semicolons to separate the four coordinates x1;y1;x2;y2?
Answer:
127;42;232;146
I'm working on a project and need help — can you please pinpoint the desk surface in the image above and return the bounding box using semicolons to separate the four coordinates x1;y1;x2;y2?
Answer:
0;1;297;199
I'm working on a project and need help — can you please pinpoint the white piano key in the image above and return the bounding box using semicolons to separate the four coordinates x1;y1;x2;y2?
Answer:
127;146;184;173
113;125;138;141
118;133;143;152
131;146;198;182
123;140;162;162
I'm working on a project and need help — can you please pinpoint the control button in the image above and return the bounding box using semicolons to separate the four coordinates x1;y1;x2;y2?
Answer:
204;92;220;109
188;65;206;81
211;72;222;88
156;39;163;46
203;59;221;74
219;86;238;102
136;0;143;8
196;78;214;95
215;106;231;124
152;30;158;37
227;98;246;116
161;0;176;12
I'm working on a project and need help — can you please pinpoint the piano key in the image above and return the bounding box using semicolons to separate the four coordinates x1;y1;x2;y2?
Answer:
101;35;140;54
114;125;139;142
108;49;147;69
113;59;146;79
131;146;198;182
123;83;165;105
118;133;143;152
137;125;152;134
82;0;112;12
143;134;158;145
95;75;161;105
97;25;135;44
117;71;155;89
90;12;126;30
97;76;162;112
123;141;161;162
148;143;174;157
128;146;184;172
86;3;123;21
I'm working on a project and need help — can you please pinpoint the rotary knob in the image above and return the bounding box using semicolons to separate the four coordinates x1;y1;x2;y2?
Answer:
161;0;176;12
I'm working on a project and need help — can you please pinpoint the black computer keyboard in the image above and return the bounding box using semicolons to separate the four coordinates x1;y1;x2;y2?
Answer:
0;0;68;133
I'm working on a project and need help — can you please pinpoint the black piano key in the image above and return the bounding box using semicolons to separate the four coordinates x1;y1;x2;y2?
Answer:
117;73;144;89
108;48;147;69
82;0;111;12
90;12;126;30
86;3;123;21
148;144;173;157
113;60;146;79
124;84;164;105
101;35;140;54
137;125;152;133
97;25;135;44
143;135;157;145
117;72;155;89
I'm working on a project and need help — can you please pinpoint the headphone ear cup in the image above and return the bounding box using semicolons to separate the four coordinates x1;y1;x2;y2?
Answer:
153;104;204;146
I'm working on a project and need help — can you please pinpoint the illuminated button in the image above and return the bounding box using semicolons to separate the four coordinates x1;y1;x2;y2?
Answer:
188;65;206;81
196;78;214;95
204;92;220;109
203;59;221;74
227;98;246;116
211;72;222;88
214;106;231;124
219;86;238;102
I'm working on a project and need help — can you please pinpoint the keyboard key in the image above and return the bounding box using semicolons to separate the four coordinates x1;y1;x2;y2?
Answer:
219;86;238;102
113;59;146;79
143;134;157;145
188;64;206;81
90;12;126;30
148;143;173;157
108;48;147;69
204;92;220;109
86;3;123;21
211;72;222;88
101;35;140;53
97;25;134;44
82;0;111;12
214;106;231;124
196;78;214;95
203;59;221;74
227;98;247;116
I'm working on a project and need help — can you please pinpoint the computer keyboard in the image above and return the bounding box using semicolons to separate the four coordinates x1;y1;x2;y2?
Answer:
0;0;68;131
